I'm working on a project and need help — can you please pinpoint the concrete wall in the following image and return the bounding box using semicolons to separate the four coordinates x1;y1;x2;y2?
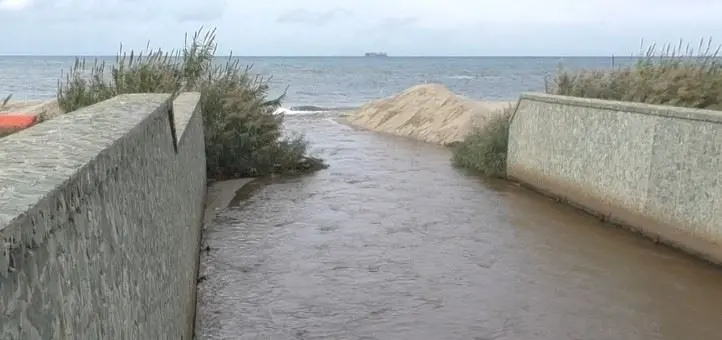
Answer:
0;93;207;339
507;93;722;263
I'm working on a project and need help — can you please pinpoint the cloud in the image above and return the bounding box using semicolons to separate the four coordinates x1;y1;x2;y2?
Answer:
275;8;353;26
377;16;418;30
2;0;227;22
0;0;720;55
0;0;32;10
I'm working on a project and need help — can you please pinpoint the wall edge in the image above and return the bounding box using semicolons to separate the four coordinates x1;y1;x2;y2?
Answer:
520;92;722;124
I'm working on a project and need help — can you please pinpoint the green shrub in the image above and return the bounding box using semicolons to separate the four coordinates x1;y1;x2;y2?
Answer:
546;39;722;110
57;28;326;179
451;105;515;178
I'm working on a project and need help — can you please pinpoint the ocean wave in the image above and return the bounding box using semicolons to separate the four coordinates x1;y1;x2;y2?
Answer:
448;75;475;80
274;105;359;115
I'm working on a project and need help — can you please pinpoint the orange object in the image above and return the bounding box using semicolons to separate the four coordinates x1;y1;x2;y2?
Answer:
0;114;38;129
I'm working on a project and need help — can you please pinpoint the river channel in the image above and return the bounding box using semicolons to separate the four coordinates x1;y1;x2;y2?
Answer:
195;113;722;340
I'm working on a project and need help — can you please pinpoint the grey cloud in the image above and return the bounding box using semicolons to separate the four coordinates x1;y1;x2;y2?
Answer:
355;16;419;36
377;16;418;29
173;4;226;23
276;8;353;26
7;0;227;23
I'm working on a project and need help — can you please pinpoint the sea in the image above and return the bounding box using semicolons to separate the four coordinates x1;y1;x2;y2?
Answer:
0;56;636;113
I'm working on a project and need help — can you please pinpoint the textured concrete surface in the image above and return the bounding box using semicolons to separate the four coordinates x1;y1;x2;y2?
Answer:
507;93;722;263
0;92;206;339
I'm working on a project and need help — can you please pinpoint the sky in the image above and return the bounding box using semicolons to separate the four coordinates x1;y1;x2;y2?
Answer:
0;0;720;56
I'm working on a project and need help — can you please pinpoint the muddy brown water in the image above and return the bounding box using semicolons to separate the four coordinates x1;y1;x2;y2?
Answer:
195;114;722;340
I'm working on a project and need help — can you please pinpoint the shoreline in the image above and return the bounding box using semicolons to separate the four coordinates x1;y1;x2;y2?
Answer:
202;178;256;227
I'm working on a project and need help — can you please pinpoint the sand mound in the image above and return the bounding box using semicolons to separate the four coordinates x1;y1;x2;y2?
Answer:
346;84;514;145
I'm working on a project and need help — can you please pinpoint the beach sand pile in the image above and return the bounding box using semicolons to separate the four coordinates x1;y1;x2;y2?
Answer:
345;84;514;145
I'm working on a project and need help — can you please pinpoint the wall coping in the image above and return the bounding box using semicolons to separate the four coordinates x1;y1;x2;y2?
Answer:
172;92;202;147
520;92;722;124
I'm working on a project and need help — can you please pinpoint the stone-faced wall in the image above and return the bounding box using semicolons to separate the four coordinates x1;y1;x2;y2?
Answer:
0;93;207;339
507;93;722;264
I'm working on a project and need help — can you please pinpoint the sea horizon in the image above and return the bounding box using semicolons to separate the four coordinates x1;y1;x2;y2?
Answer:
0;55;670;105
0;54;632;58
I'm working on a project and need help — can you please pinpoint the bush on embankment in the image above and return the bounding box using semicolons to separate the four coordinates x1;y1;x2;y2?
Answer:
451;105;515;178
453;39;722;178
56;28;325;179
546;39;722;110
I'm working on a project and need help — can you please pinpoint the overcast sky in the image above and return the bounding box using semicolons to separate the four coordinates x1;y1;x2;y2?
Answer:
0;0;719;56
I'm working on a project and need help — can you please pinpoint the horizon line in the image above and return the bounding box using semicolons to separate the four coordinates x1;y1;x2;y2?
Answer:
0;54;636;58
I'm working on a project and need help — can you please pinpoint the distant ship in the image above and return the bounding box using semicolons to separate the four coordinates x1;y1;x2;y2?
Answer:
364;52;388;57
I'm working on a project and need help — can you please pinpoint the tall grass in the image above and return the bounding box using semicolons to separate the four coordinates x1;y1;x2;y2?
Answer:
453;38;722;177
56;28;325;179
546;38;722;110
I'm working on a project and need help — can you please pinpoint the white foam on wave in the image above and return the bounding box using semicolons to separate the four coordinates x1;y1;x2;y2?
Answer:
448;75;474;80
273;107;325;115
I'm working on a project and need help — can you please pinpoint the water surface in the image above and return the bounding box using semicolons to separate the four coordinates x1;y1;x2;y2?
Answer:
0;56;626;104
196;114;722;340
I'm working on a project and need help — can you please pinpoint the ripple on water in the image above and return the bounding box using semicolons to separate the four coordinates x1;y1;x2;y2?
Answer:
195;114;722;340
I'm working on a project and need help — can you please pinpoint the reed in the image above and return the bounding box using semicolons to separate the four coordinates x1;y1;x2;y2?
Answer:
546;38;722;110
454;38;722;177
56;28;326;178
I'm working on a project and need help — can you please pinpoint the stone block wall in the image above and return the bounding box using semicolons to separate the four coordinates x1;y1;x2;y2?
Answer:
0;93;207;339
507;93;722;263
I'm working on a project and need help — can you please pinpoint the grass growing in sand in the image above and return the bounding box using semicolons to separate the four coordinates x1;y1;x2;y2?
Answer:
56;28;326;179
453;39;722;177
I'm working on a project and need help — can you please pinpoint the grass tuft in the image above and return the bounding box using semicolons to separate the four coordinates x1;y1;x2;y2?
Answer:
451;105;515;178
56;27;326;179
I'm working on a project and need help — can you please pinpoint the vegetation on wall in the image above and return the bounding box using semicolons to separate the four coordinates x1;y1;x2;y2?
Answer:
453;39;722;177
546;39;722;110
56;28;326;179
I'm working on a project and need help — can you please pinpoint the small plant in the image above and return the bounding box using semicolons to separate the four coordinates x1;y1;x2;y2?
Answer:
546;38;722;110
1;94;11;109
451;105;515;178
57;28;326;178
